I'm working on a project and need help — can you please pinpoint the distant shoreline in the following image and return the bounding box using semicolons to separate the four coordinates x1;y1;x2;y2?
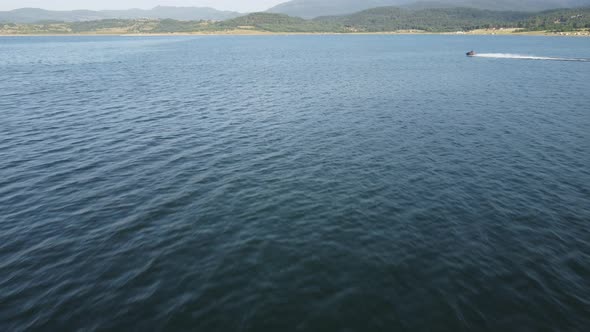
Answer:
1;29;589;37
2;7;589;39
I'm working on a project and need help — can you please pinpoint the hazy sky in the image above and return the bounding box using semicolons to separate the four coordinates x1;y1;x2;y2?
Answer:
0;0;287;12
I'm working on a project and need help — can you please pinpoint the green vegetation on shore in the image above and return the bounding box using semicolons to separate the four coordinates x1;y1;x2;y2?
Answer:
1;7;589;35
516;8;590;31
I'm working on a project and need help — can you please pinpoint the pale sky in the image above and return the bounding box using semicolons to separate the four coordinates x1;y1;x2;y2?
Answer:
0;0;287;12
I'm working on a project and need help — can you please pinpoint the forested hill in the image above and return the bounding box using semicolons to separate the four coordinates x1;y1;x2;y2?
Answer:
316;7;532;32
1;7;589;34
222;7;590;32
267;0;590;18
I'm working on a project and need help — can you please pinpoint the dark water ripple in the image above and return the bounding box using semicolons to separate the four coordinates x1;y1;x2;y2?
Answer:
1;35;589;331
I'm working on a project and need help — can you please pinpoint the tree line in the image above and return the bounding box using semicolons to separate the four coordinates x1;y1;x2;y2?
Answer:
2;7;589;34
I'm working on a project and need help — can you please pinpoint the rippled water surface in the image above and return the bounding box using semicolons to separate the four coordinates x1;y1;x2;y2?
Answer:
1;35;589;331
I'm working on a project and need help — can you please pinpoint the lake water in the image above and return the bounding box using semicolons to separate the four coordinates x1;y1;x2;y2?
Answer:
1;35;589;331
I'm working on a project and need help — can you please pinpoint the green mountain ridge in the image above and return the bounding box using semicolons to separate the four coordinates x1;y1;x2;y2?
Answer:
268;0;590;18
3;1;590;23
249;7;590;32
2;7;589;34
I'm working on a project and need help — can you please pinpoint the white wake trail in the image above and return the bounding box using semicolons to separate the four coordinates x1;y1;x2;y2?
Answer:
472;53;590;62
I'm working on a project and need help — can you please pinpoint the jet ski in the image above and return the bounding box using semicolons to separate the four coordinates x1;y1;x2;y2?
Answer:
466;51;476;57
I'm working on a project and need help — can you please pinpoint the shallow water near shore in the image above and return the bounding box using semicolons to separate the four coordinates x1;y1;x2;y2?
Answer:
1;35;589;331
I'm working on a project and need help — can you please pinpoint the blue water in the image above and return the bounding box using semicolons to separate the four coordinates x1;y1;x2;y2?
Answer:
1;35;589;331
